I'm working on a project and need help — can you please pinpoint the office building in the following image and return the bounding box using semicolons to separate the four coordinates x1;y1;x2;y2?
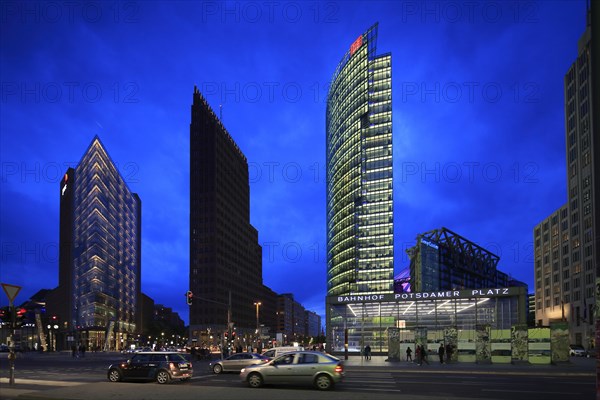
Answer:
534;7;596;348
326;22;393;296
48;136;141;351
305;310;322;338
407;228;526;292
189;86;275;340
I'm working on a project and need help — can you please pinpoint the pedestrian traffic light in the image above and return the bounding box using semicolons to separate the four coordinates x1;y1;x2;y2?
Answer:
186;290;193;306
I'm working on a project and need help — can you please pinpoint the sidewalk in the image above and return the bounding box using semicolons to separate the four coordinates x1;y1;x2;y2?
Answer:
338;354;596;376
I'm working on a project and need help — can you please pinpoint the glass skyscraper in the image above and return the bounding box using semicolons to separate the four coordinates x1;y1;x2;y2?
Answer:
54;136;141;351
326;23;393;296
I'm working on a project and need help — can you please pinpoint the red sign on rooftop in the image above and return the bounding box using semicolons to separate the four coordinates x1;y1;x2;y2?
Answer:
350;35;362;56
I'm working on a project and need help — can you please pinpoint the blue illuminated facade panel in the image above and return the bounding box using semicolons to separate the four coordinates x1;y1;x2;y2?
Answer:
326;23;393;296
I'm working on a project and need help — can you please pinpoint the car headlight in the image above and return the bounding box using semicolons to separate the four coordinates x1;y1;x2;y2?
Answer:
240;368;245;373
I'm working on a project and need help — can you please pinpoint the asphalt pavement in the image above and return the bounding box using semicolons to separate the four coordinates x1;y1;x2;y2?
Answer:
0;352;596;400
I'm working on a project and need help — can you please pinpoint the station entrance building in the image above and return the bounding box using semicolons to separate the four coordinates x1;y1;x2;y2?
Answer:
325;286;565;363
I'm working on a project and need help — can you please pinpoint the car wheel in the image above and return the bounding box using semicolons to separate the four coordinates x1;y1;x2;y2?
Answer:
314;374;333;390
156;370;171;384
108;369;121;382
213;364;223;374
247;372;263;388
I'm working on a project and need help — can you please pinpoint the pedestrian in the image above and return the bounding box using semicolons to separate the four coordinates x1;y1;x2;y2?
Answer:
438;344;445;364
445;344;452;363
420;345;429;365
79;344;86;357
365;344;371;360
406;346;413;362
415;345;421;365
71;345;77;358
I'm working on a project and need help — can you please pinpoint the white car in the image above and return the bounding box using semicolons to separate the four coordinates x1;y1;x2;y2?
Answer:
569;345;587;357
261;346;304;359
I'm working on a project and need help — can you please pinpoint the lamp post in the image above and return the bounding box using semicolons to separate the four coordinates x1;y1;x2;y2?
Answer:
254;302;261;347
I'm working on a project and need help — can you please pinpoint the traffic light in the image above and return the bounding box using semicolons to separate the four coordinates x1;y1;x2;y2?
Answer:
0;306;10;324
15;308;26;328
186;290;193;306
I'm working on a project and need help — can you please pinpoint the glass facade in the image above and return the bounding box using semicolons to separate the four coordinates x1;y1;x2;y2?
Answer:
408;228;517;292
326;23;393;296
65;137;140;336
327;287;527;354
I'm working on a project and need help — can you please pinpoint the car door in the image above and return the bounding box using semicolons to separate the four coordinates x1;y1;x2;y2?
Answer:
263;353;297;383
224;353;245;371
142;354;167;379
293;353;320;383
128;354;151;378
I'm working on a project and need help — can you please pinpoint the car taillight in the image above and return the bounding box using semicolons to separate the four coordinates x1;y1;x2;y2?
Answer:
334;364;343;373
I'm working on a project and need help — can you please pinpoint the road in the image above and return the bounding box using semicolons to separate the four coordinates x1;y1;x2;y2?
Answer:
0;352;595;400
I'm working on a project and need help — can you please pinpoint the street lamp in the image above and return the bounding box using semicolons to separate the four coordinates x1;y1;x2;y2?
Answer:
254;302;261;347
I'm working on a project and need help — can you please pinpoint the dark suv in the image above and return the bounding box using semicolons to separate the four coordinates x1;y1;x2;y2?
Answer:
107;351;192;384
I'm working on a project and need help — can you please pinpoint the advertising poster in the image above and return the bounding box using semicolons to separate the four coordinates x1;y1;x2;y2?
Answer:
386;327;400;361
476;324;491;363
528;327;551;365
550;321;569;363
444;326;458;362
511;324;528;363
490;329;511;363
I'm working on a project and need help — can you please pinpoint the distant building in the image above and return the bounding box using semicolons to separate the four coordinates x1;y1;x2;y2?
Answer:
534;7;596;348
305;310;321;338
151;305;185;343
407;227;527;292
47;136;141;351
276;294;306;343
326;22;394;296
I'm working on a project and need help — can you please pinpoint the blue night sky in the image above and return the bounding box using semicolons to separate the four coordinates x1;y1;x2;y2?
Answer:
0;1;587;324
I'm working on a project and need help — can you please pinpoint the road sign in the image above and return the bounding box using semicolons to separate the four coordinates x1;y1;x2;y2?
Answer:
1;283;21;304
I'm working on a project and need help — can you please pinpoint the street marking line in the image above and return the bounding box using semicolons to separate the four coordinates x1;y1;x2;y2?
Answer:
345;388;403;393
481;389;582;395
0;378;85;386
348;380;396;385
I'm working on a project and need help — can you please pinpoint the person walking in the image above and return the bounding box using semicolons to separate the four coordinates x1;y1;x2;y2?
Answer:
419;345;429;365
415;345;421;365
445;344;453;363
406;346;413;362
438;344;445;364
365;344;371;360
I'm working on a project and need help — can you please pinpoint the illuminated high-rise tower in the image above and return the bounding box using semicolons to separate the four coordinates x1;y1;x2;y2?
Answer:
326;23;393;296
53;136;141;351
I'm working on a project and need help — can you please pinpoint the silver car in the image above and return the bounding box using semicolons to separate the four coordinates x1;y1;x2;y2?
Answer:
209;352;269;374
240;351;344;390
